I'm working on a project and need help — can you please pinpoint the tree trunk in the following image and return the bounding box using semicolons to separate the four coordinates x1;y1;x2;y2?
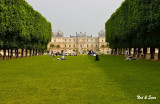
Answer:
129;48;131;56
111;49;113;55
21;48;24;58
133;48;136;57
16;49;18;58
150;47;155;60
137;48;141;58
115;48;117;55
143;48;147;59
3;48;6;60
158;48;160;61
35;49;37;56
26;49;28;57
11;49;13;59
118;48;122;56
42;50;44;55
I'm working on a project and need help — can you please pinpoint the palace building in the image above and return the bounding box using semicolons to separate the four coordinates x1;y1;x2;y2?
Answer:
47;30;110;55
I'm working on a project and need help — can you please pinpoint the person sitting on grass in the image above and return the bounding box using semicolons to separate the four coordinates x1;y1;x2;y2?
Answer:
61;55;66;60
125;56;135;60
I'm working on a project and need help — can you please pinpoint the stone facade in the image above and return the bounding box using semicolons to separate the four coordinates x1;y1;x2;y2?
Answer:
48;30;110;54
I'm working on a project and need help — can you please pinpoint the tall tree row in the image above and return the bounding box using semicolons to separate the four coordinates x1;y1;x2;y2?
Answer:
0;0;52;59
105;0;160;60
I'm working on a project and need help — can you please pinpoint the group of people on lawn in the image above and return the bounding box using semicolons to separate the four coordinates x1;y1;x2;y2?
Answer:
47;49;134;61
46;51;66;60
125;50;136;60
88;50;99;61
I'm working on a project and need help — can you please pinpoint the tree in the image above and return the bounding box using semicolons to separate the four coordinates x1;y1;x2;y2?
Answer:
73;49;76;52
50;44;55;52
105;0;160;60
101;45;105;53
56;45;60;48
0;0;52;59
75;49;79;54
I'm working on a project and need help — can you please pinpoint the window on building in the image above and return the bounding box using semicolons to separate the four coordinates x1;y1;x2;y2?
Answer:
69;39;71;42
91;39;93;42
87;39;88;42
87;45;88;47
65;45;66;47
69;45;71;47
91;45;93;47
102;40;103;42
80;45;82;47
54;40;56;42
65;39;66;42
74;39;75;42
96;45;98;47
73;45;75;47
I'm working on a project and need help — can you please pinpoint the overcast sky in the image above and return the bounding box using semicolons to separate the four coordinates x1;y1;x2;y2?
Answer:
25;0;124;36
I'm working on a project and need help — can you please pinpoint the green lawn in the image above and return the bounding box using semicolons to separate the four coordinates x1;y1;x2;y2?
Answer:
0;55;160;104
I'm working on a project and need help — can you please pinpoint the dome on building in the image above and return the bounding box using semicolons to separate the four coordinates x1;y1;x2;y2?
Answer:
52;30;63;37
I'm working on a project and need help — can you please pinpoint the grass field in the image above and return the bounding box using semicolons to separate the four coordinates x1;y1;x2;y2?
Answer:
0;55;160;104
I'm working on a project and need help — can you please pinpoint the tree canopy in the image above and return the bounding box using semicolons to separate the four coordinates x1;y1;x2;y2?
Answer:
0;0;52;50
105;0;160;49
